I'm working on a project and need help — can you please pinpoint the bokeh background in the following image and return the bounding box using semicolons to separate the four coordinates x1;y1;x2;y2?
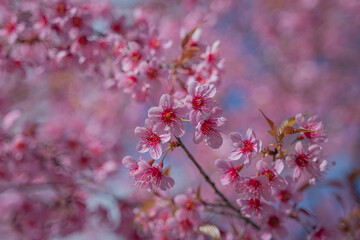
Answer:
0;0;359;239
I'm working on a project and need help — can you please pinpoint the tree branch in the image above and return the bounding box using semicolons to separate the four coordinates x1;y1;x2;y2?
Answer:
176;137;260;230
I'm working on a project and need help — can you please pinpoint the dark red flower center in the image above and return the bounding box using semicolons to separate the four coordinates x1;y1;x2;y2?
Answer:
278;190;291;202
192;96;204;110
200;119;215;135
72;16;83;28
295;153;309;168
263;169;275;182
146;67;158;79
161;109;176;125
268;216;280;228
241;140;254;153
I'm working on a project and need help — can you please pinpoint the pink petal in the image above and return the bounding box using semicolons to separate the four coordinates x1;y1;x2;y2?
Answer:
159;94;174;109
149;144;162;160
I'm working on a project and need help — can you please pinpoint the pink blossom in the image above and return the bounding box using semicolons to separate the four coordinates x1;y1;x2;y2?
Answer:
185;81;218;126
256;159;287;190
237;198;267;218
296;114;328;143
135;119;170;160
200;40;220;63
229;128;262;164
236;175;272;201
122;156;139;176
133;160;175;191
194;107;226;149
286;142;323;181
148;94;188;137
275;177;303;211
214;159;242;186
261;207;288;240
174;189;201;221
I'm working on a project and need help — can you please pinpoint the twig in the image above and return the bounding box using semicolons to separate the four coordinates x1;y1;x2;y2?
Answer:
176;137;261;230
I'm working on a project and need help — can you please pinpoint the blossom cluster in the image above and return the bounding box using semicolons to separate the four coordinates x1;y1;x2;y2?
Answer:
1;0;359;239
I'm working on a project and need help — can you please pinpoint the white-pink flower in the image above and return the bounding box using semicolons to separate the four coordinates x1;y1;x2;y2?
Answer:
215;159;242;186
261;207;288;240
133;160;175;191
135;119;170;160
256;159;287;190
122;156;139;176
148;94;188;137
286;142;323;181
236;175;272;201
237;198;267;218
296;114;328;143
185;81;218;126
174;189;201;222
194;107;226;149
229;128;262;164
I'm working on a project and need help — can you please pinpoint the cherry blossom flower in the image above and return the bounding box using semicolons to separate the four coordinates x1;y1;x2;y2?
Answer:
229;128;262;164
275;177;303;211
286;142;323;181
260;207;288;240
135;119;171;160
122;156;140;176
185;81;218;126
256;159;287;190
148;94;188;137
174;189;201;221
237;198;267;218
194;107;226;149
296;114;328;143
214;159;242;186
132;160;175;191
236;175;272;201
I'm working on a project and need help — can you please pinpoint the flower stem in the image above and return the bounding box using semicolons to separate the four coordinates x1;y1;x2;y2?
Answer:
175;137;261;230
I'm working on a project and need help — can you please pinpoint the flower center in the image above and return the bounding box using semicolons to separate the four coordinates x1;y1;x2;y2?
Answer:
149;37;160;49
241;140;254;153
268;216;280;228
161;109;176;125
192;96;204;110
148;132;160;146
130;51;141;63
278;190;291;202
56;2;67;15
225;168;239;181
247;179;260;190
200;119;215;135
248;198;261;210
185;200;195;210
146;67;158;79
295;153;309;168
72;16;83;28
262;170;275;182
78;35;88;46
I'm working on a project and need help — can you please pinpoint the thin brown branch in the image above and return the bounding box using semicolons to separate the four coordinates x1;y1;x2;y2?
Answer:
176;137;261;230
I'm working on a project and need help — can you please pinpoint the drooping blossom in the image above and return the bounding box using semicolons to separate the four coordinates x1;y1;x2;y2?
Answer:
229;128;262;164
174;188;202;221
286;142;324;181
256;159;287;190
135;119;171;160
237;198;267;218
296;114;328;143
122;156;139;176
236;175;272;201
148;94;188;137
132;159;175;191
185;80;218;126
260;207;288;240
215;158;242;186
275;177;303;211
194;107;226;149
